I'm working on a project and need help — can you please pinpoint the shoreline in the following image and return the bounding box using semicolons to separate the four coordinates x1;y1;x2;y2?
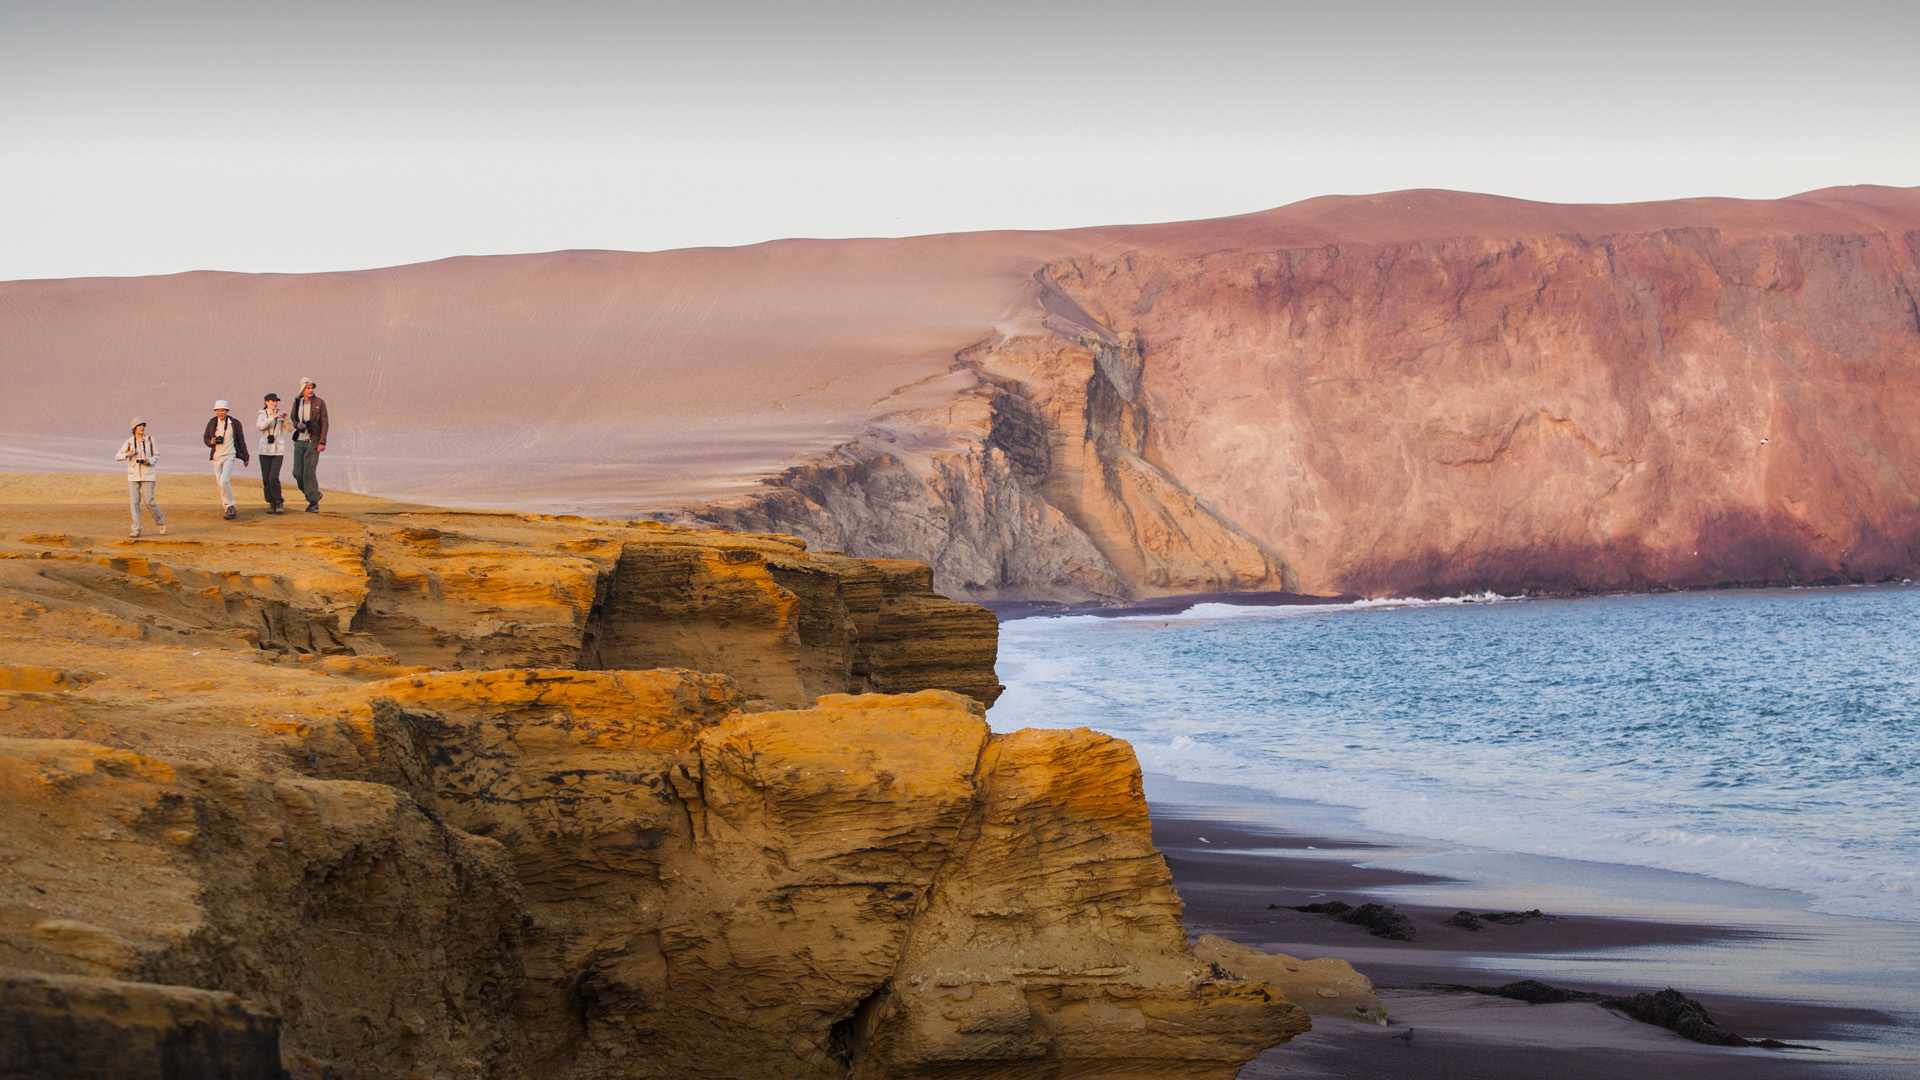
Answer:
986;579;1920;621
985;590;1360;621
1146;774;1920;1079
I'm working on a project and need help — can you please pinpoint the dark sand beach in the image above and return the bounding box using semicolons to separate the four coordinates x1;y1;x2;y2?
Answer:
1148;778;1920;1079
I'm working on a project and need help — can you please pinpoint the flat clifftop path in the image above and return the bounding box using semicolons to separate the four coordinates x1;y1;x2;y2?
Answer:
6;184;1920;602
0;475;1314;1078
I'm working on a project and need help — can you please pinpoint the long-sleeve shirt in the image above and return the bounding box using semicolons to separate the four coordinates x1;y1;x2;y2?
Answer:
257;406;292;455
116;435;158;481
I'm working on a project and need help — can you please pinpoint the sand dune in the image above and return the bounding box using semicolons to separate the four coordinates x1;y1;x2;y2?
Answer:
6;185;1912;511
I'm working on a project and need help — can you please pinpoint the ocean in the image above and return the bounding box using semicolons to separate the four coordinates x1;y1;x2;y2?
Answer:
992;584;1920;925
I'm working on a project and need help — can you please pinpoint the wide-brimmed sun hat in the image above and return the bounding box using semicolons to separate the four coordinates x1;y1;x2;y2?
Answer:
214;399;231;410
130;416;146;429
264;392;280;402
299;377;316;388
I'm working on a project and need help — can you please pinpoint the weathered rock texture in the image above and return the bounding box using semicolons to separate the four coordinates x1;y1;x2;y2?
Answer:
0;473;999;708
1192;935;1386;1027
0;967;284;1080
675;187;1920;601
0;477;1306;1077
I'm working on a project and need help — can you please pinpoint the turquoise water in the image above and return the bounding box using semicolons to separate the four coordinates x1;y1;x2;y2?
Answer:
992;585;1920;923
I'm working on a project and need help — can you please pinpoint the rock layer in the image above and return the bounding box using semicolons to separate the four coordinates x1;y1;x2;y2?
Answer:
0;473;999;707
0;479;1306;1077
0;968;284;1080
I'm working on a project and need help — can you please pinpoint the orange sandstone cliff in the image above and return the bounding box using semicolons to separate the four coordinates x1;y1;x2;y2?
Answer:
0;475;1308;1078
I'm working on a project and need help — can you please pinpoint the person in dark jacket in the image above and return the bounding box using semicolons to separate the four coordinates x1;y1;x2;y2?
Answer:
289;377;329;512
203;400;251;520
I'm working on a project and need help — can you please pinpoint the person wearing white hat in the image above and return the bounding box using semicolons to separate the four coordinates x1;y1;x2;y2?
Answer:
115;417;165;538
203;399;251;520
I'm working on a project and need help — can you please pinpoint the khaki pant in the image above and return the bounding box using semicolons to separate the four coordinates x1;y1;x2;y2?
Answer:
213;456;237;509
129;481;164;530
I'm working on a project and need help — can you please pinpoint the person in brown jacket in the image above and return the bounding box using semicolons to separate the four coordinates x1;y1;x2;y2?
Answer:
289;377;329;513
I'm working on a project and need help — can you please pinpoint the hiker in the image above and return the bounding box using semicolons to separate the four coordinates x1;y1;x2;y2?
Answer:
257;392;292;513
203;400;251;520
289;377;328;513
115;417;165;538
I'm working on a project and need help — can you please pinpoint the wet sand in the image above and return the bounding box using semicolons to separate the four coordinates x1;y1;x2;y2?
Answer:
1147;780;1920;1079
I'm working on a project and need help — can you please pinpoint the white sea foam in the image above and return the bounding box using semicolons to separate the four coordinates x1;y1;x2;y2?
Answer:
1009;591;1524;630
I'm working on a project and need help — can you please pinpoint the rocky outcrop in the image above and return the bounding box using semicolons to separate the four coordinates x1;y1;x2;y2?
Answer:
0;478;999;707
670;189;1920;601
1192;935;1386;1026
676;277;1291;604
0;480;1306;1077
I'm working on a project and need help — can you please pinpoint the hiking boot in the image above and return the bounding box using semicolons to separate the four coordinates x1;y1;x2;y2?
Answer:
223;506;237;520
305;503;319;514
129;527;140;539
158;524;166;535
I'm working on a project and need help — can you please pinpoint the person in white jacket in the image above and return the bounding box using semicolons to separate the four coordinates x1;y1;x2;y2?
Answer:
256;393;292;514
115;417;165;538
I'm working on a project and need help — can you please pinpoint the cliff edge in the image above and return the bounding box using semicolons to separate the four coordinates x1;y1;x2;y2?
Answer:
0;475;1307;1078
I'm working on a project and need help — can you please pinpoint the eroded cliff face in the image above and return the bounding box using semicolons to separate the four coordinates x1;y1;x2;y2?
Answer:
679;279;1291;605
0;478;1306;1078
0;475;999;707
1053;228;1920;596
673;196;1920;601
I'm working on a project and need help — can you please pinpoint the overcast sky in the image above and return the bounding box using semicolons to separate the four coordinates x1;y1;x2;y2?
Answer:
5;0;1917;281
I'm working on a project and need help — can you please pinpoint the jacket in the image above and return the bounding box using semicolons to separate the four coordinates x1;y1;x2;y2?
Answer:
116;434;158;482
203;416;250;464
257;405;292;455
291;393;329;445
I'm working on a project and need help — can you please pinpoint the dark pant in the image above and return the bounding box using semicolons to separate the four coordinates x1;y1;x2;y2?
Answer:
291;441;322;506
260;454;284;506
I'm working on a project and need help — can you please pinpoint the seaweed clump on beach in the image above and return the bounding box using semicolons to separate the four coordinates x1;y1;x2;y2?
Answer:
1425;981;1821;1049
1600;988;1818;1050
1425;979;1596;1004
1445;908;1554;931
1278;901;1417;941
1455;979;1601;1004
